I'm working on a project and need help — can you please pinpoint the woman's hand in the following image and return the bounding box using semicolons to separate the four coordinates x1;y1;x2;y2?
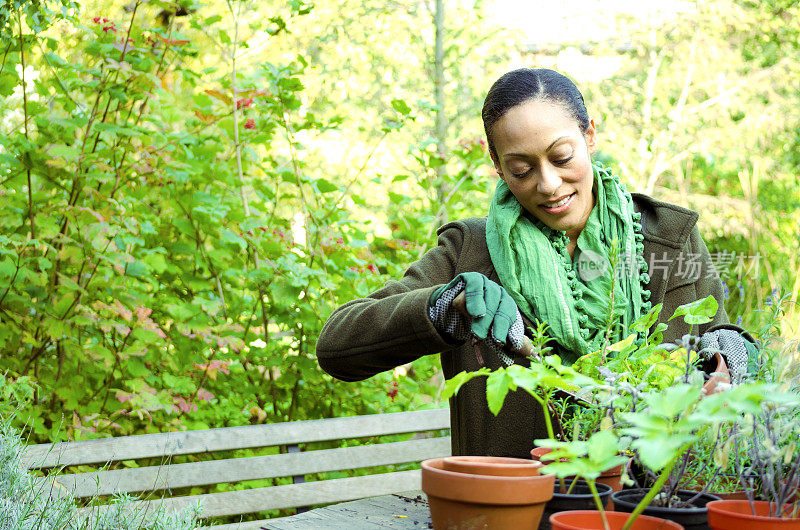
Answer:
430;272;522;345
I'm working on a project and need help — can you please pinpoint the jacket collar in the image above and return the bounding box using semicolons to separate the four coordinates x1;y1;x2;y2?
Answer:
631;193;699;250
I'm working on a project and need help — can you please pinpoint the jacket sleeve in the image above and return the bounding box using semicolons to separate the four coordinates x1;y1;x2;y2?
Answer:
692;225;730;334
692;225;759;373
659;224;728;336
315;223;470;382
661;225;757;374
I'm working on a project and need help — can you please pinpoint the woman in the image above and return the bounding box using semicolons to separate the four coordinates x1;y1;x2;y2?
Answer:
316;68;754;459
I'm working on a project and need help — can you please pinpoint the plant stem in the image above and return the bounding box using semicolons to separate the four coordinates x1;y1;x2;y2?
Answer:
230;0;255;269
588;479;609;530
18;12;35;240
566;476;578;494
600;241;621;360
0;41;11;76
533;393;555;440
684;323;695;382
621;443;690;530
189;347;218;407
533;392;566;491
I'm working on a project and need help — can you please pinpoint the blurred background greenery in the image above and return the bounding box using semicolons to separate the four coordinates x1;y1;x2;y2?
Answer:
0;0;798;522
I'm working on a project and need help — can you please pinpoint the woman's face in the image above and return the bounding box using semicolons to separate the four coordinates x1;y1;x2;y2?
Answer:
490;98;597;243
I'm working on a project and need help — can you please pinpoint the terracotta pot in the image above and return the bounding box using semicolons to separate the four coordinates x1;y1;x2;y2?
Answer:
531;446;629;492
549;510;685;529
422;457;555;529
702;352;730;395
707;500;800;529
442;455;542;477
532;446;560;461
597;463;628;493
612;489;720;530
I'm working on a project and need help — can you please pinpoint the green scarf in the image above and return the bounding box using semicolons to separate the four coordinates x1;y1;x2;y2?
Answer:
486;163;651;365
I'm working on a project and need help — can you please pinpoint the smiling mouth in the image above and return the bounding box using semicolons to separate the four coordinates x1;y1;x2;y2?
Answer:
540;193;575;211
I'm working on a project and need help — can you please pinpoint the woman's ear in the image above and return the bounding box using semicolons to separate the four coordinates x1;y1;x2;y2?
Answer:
585;118;597;155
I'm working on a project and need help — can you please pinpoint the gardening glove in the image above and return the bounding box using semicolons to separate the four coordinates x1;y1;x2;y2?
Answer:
428;272;525;365
699;328;759;379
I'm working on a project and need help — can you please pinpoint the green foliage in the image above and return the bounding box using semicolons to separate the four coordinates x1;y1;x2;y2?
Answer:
0;372;35;418
0;3;453;522
621;384;703;472
0;0;798;523
444;357;596;441
578;0;800;337
669;296;718;326
0;0;73;40
573;300;703;391
441;367;489;401
537;430;627;482
0;0;442;455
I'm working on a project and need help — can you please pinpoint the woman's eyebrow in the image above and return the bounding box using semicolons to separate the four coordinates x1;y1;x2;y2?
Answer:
503;135;570;160
545;136;569;152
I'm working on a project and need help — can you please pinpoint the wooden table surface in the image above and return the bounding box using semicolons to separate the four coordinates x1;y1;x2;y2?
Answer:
263;491;432;529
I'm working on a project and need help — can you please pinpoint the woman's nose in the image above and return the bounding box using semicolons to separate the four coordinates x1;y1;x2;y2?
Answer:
536;165;562;195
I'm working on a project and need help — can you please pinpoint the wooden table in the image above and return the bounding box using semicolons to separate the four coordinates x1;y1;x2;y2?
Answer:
264;491;432;529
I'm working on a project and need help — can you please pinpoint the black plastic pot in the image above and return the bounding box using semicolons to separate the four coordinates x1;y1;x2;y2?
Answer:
538;480;613;530
610;488;721;530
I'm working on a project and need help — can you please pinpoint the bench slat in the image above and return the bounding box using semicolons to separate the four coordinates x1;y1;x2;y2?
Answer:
204;521;274;530
57;437;450;498
79;469;423;518
23;409;450;469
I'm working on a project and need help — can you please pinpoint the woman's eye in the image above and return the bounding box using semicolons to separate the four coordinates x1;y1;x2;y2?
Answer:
553;155;573;165
511;168;531;178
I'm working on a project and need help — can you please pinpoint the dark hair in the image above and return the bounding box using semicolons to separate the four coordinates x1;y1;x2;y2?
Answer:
482;68;590;162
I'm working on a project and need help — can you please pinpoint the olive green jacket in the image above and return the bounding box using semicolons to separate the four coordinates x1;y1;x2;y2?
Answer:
317;194;734;458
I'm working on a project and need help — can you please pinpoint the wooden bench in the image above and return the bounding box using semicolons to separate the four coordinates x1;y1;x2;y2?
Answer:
23;409;450;529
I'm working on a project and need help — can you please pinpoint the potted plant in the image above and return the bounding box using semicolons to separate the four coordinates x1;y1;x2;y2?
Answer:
705;342;800;529
439;302;712;529
538;430;687;530
560;296;745;529
611;376;799;530
607;381;724;530
672;420;751;501
437;283;789;530
547;302;671;494
542;377;774;530
536;431;623;529
541;480;614;529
